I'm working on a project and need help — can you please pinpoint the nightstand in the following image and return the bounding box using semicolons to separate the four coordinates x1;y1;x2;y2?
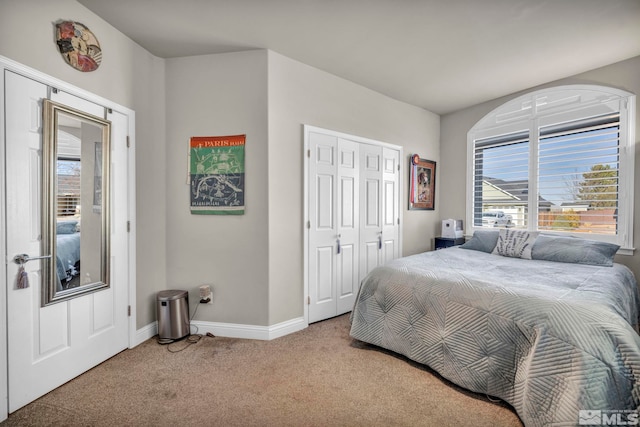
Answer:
434;237;465;250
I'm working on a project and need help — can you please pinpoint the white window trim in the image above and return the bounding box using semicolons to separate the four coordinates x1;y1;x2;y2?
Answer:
466;85;635;255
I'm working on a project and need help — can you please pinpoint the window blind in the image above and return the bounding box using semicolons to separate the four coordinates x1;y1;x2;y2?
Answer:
57;159;81;217
473;131;530;227
538;113;620;235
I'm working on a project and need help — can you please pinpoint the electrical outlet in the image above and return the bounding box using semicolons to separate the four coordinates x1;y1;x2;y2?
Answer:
199;285;213;304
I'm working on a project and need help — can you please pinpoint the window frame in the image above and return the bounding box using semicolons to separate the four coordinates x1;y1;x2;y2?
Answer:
466;85;635;254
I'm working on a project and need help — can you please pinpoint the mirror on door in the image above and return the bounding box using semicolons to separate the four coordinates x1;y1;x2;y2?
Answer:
42;99;111;306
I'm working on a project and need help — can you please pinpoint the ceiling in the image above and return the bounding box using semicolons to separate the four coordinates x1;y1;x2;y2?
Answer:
77;0;640;115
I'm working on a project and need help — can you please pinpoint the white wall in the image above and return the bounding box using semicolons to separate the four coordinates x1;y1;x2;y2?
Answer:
162;49;440;327
267;51;440;324
164;51;270;325
0;0;167;328
441;55;640;280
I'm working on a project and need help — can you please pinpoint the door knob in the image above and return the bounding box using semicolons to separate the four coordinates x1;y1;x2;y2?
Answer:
13;253;51;265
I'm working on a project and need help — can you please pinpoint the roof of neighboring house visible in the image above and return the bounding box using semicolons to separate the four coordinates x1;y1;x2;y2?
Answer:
560;201;590;207
482;177;553;208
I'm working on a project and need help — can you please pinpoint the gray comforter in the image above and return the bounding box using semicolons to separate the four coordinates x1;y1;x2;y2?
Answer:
349;247;640;426
56;232;80;282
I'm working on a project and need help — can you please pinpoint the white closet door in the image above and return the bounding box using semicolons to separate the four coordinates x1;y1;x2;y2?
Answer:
308;133;360;323
358;144;400;282
306;126;401;324
381;147;400;263
335;138;359;315
359;144;383;282
308;132;338;323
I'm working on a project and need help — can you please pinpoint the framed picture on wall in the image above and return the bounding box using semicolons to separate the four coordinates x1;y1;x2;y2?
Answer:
409;154;436;210
189;135;246;215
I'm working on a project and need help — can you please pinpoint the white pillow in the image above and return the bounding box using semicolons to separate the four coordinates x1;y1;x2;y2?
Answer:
491;229;539;259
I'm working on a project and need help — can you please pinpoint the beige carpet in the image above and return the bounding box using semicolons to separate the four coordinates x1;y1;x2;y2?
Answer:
2;314;523;427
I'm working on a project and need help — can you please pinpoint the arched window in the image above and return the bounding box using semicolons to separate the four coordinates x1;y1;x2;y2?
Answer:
467;85;635;253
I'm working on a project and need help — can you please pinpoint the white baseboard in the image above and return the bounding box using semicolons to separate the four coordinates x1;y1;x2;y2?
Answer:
134;317;307;347
134;322;158;346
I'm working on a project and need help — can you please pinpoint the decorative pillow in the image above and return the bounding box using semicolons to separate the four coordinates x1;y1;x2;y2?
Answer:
56;220;78;235
459;230;499;253
531;235;619;267
491;229;539;259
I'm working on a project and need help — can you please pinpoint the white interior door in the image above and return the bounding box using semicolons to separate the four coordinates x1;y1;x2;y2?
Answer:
308;131;337;323
359;144;383;281
335;138;359;315
307;133;360;323
381;147;400;263
306;126;401;324
5;71;129;412
359;144;400;281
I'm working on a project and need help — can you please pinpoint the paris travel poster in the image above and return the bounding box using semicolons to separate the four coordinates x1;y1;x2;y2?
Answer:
189;135;245;215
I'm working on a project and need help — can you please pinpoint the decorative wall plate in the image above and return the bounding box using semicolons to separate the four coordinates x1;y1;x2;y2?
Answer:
55;21;102;72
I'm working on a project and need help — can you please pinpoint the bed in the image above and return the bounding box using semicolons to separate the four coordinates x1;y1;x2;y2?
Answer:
349;230;640;427
56;220;81;290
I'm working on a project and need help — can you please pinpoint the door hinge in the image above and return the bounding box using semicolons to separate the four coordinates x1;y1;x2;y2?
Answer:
128;305;131;316
307;296;311;305
397;164;400;171
307;220;311;229
127;221;130;232
126;135;130;148
307;149;311;158
397;217;400;225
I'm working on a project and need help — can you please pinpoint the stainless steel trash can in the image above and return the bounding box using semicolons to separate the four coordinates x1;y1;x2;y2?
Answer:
157;290;189;343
